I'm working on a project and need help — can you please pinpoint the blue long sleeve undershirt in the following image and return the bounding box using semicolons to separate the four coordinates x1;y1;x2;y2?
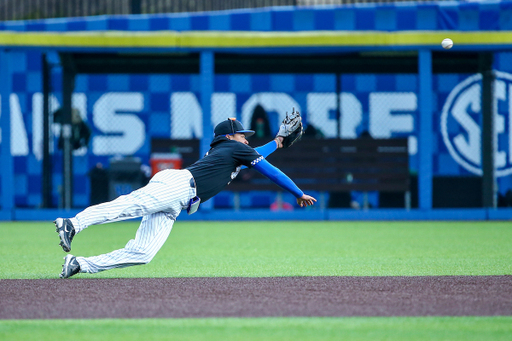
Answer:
252;159;304;199
241;140;277;170
254;140;278;158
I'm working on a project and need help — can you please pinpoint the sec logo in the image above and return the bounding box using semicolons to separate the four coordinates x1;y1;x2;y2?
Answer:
441;71;512;177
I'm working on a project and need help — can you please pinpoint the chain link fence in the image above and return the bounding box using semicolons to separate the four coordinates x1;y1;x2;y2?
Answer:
0;0;456;21
7;51;510;209
38;68;510;210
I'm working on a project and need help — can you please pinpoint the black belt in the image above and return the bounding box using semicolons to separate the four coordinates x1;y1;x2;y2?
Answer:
190;178;196;188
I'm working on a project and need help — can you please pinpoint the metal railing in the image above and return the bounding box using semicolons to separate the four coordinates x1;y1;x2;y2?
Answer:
1;0;455;21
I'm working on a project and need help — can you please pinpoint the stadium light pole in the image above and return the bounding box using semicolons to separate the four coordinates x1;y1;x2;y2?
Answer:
0;49;14;218
200;50;214;211
480;53;495;208
60;54;76;210
418;50;433;210
41;53;53;208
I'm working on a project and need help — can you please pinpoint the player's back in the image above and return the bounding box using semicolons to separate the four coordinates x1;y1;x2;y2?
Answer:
186;138;257;202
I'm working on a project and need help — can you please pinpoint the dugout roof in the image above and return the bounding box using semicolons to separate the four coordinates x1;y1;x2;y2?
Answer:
63;51;482;75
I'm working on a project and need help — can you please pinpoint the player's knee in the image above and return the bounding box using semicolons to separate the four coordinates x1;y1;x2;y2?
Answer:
126;241;162;265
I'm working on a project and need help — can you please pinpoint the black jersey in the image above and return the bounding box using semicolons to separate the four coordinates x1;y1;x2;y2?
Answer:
186;136;263;202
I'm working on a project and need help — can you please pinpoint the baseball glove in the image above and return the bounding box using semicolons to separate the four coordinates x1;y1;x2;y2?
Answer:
277;108;303;148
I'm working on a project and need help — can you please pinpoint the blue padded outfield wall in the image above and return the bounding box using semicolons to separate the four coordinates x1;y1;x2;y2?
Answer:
1;0;512;220
3;1;512;32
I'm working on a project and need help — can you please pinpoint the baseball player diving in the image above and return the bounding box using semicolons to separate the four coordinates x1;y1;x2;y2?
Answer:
55;110;316;278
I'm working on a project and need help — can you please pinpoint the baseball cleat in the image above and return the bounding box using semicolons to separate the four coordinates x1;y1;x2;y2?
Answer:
59;254;80;279
55;218;76;252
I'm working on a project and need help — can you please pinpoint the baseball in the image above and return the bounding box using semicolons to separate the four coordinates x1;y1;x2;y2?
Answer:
442;38;453;49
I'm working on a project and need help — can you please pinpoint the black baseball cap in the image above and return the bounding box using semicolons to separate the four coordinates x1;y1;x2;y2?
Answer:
214;118;255;137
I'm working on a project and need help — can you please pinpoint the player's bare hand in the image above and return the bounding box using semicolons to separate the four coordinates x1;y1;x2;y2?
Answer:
297;194;317;207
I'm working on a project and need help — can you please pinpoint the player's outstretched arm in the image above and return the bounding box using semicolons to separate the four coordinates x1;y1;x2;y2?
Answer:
239;140;279;171
252;159;316;207
241;137;283;171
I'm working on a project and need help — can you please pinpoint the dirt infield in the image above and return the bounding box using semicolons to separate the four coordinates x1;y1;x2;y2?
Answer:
1;276;511;319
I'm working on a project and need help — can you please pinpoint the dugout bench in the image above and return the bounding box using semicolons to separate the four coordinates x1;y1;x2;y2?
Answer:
151;137;410;209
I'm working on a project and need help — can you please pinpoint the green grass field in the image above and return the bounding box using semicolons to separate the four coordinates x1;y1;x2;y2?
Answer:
1;220;511;340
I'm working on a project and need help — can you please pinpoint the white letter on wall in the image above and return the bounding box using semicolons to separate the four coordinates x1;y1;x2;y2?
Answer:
171;92;202;139
450;84;481;165
370;92;416;155
32;93;58;160
306;93;362;138
340;93;362;139
9;94;29;156
369;92;416;138
492;80;506;168
93;93;145;155
307;93;337;138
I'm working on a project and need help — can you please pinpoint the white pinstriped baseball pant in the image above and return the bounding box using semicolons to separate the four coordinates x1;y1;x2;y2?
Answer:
71;169;196;274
